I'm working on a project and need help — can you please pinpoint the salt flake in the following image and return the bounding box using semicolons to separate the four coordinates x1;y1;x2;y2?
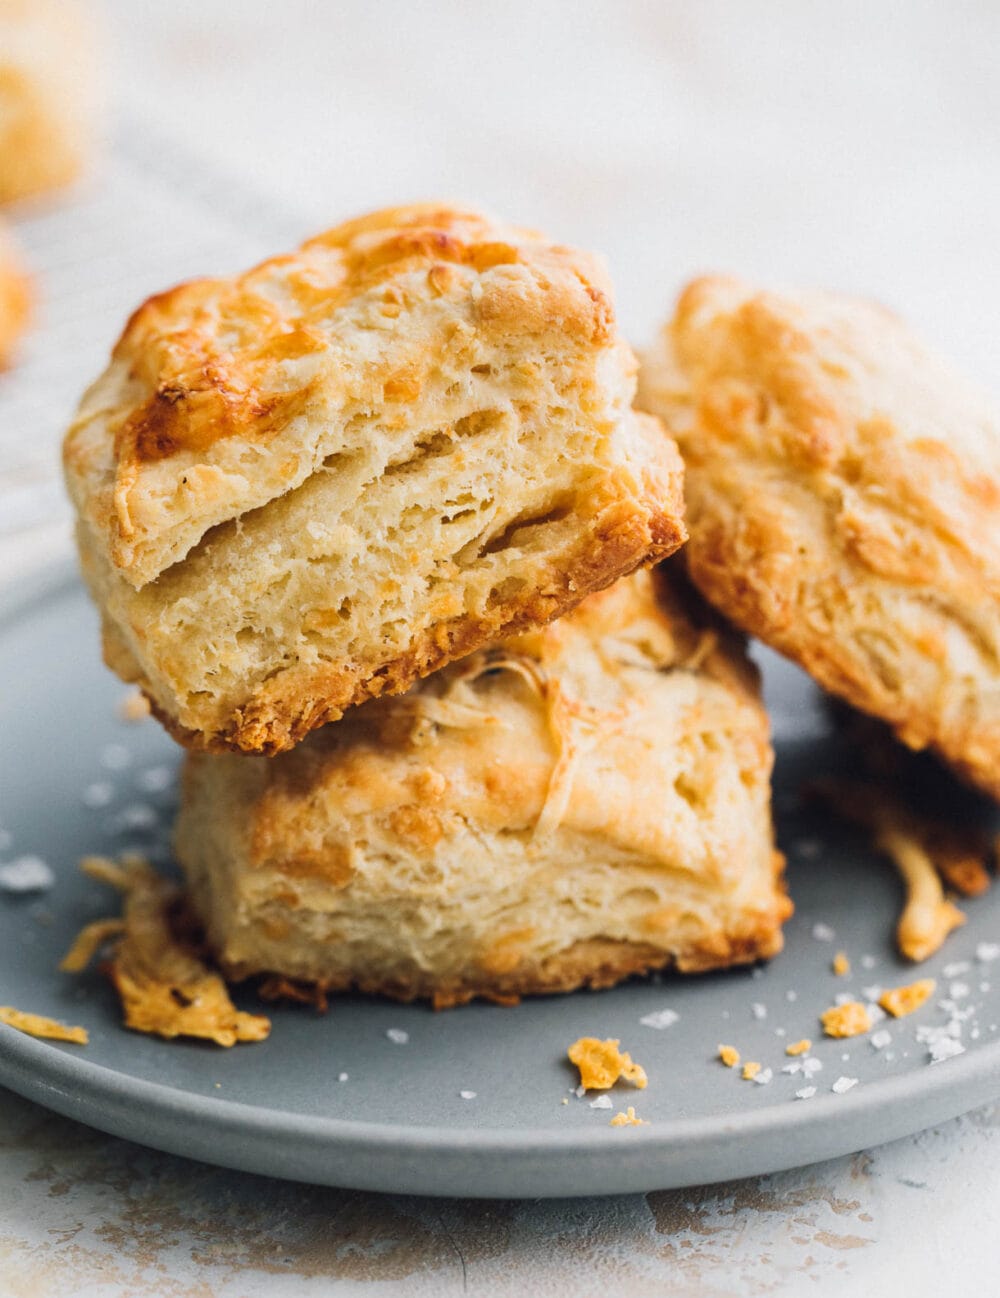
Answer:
0;856;54;893
795;1087;817;1100
639;1008;679;1030
386;1028;409;1045
589;1094;613;1109
812;923;836;942
832;1076;858;1094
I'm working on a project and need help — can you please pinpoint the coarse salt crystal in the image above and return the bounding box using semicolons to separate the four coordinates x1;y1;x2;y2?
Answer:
860;955;877;970
976;943;1000;963
774;1027;787;1038
795;1086;817;1100
136;765;173;795
870;1029;892;1050
949;981;971;1001
785;990;797;1003
82;782;114;809
834;991;854;1006
862;985;881;1002
575;1085;587;1098
801;1057;823;1077
943;961;971;978
338;1072;348;1082
752;1068;773;1086
589;1094;613;1109
639;1008;679;1030
386;1028;409;1044
460;1090;477;1101
0;856;54;893
100;744;131;771
751;1002;767;1020
812;923;836;942
929;1037;965;1063
832;1076;858;1094
112;803;159;832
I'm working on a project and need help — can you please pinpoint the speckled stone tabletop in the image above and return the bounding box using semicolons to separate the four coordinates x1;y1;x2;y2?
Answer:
3;3;1000;1293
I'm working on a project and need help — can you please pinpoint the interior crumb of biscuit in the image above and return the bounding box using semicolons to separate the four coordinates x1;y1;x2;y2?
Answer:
0;1005;88;1045
567;1036;648;1090
63;853;270;1047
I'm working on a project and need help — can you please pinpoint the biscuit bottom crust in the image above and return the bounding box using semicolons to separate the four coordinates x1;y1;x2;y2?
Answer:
226;914;788;1011
107;481;685;754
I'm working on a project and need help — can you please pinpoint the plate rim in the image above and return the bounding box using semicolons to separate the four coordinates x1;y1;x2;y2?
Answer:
3;562;1000;1196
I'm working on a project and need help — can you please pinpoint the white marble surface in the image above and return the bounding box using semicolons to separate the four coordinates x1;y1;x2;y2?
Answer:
3;2;1000;1293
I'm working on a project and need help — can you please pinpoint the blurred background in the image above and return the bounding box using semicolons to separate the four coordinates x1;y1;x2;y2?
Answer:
2;0;999;579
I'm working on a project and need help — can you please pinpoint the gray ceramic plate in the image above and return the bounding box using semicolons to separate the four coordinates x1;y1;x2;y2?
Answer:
2;565;1000;1198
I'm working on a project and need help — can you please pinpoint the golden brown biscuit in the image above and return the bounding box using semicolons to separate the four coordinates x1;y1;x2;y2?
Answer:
0;0;96;205
0;220;30;365
639;275;1000;801
174;568;790;1007
65;205;686;753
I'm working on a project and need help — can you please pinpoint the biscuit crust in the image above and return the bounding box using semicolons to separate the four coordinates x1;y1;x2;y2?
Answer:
67;205;686;752
175;569;790;1005
0;222;29;366
639;276;1000;801
0;0;95;204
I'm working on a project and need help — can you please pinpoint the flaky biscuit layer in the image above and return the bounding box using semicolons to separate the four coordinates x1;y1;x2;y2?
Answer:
640;276;1000;801
175;568;790;1005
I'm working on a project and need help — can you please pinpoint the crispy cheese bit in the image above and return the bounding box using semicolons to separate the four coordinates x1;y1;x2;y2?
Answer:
832;952;850;977
718;1044;740;1068
810;779;971;961
117;689;151;721
785;1038;812;1057
610;1106;648;1127
0;1006;88;1045
878;828;966;962
67;855;270;1047
879;979;936;1018
821;1001;872;1039
742;1061;761;1081
59;918;126;972
567;1037;647;1091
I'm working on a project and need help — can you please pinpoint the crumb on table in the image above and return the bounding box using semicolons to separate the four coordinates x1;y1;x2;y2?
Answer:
610;1106;647;1127
0;1006;88;1045
833;952;850;976
785;1038;812;1056
718;1044;740;1068
742;1061;761;1080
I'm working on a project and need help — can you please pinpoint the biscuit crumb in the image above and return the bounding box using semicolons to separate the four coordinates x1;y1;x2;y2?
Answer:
742;1061;761;1080
879;979;936;1018
832;952;850;976
821;1001;872;1039
718;1044;740;1068
64;855;270;1047
785;1038;812;1056
117;689;151;722
567;1037;647;1090
610;1106;647;1127
0;1006;88;1045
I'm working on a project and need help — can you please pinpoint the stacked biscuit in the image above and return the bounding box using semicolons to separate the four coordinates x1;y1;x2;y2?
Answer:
63;205;793;1005
64;205;1000;1007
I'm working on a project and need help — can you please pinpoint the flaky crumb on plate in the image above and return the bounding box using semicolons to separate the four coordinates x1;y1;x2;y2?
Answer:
0;1006;88;1045
567;1037;648;1090
63;854;270;1047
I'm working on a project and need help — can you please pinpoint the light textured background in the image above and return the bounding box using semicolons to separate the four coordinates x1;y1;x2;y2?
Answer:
3;2;1000;1294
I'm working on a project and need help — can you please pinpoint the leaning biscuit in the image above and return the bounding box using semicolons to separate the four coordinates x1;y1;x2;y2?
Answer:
639;276;1000;801
175;567;790;1007
65;204;686;753
0;0;96;204
0;221;30;365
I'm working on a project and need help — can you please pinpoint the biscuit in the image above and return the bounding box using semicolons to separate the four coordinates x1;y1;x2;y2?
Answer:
639;276;1000;801
65;205;686;753
0;221;30;365
0;0;95;205
174;568;790;1006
